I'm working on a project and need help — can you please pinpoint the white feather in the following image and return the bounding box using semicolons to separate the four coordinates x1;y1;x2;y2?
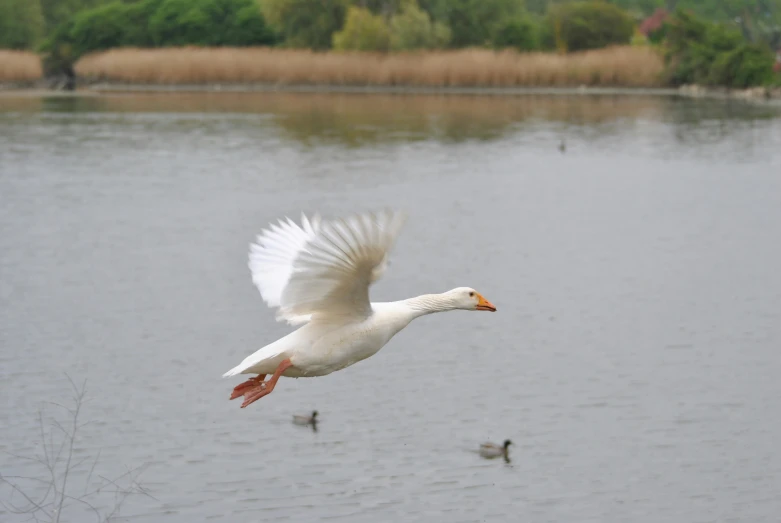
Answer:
249;212;321;325
248;209;406;324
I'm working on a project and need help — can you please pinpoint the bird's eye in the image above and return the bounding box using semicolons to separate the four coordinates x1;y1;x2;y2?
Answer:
469;292;475;297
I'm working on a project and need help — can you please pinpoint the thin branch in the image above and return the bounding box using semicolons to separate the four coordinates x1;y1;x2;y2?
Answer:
54;375;83;523
95;465;148;497
4;452;49;468
2;374;151;523
49;419;70;439
83;449;101;497
68;456;90;474
130;479;157;502
47;403;76;418
38;411;50;469
0;474;52;519
61;494;101;523
0;464;56;515
1;499;38;515
1;476;51;486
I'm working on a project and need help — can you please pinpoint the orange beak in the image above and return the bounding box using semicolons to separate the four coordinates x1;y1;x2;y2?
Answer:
476;293;497;312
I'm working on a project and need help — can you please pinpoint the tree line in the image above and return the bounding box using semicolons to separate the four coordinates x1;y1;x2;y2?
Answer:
0;0;779;87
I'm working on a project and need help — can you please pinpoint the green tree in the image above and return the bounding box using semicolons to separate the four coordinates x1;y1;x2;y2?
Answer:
41;0;274;71
145;0;275;47
231;1;278;45
353;0;400;16
389;0;450;50
419;0;525;48
149;0;211;45
609;0;665;17
552;1;635;52
332;5;391;51
524;0;547;15
39;0;113;35
68;2;139;55
710;42;775;87
0;0;45;49
121;0;162;46
663;9;777;87
260;0;349;49
595;0;781;46
492;16;537;50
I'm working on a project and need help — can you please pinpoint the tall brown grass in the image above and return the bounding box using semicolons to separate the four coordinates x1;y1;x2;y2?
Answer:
0;50;43;84
75;46;665;88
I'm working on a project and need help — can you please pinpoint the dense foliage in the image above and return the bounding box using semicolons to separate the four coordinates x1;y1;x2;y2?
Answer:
332;0;450;51
390;0;451;51
0;0;45;49
420;0;526;48
332;6;391;51
38;0;274;65
149;0;275;47
260;0;348;50
491;16;538;51
39;0;108;34
35;0;274;76
552;1;635;52
663;9;776;88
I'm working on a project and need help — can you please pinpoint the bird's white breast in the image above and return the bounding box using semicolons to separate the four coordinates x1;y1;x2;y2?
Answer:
288;305;410;377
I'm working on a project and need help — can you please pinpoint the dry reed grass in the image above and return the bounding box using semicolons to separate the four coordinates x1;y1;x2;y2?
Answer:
0;50;43;84
75;46;665;88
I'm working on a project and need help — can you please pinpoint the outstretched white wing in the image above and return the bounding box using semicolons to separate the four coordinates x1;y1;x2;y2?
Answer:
249;209;407;324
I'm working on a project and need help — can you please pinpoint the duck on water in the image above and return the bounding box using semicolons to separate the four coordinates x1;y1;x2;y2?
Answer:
293;410;318;426
479;440;513;460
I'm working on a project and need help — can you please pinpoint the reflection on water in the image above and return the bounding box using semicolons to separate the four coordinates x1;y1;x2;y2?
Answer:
1;91;779;147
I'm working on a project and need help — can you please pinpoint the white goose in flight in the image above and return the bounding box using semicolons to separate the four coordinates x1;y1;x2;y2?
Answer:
223;209;497;408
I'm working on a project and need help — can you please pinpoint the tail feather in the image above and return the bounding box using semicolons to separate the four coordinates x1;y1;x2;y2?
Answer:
224;325;302;379
222;363;247;378
222;340;289;378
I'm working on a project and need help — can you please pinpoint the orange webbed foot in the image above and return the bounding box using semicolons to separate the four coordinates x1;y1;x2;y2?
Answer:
228;359;292;409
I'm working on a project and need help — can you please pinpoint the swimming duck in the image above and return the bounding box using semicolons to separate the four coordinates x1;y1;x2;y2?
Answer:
479;439;512;459
292;410;318;426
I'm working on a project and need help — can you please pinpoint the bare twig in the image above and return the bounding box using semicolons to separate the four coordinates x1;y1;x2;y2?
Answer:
1;374;151;523
84;450;101;497
0;473;52;518
53;378;83;523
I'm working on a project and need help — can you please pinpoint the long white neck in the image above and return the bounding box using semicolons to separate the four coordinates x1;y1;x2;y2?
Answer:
402;293;460;320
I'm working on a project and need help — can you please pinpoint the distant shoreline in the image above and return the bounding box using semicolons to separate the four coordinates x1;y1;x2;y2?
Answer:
3;46;780;105
85;83;686;96
2;82;781;105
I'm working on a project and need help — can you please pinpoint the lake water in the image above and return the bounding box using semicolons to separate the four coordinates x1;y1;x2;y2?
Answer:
1;91;780;523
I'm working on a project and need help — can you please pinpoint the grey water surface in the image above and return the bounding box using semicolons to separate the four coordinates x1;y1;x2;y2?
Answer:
1;92;780;522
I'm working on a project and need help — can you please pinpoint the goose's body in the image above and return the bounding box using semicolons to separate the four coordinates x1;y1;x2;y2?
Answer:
223;210;496;408
224;301;413;379
479;440;512;459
